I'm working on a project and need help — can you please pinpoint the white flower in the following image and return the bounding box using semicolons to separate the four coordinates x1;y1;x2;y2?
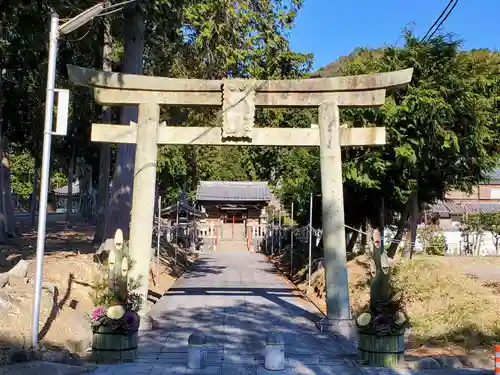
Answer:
393;311;407;326
106;305;125;320
356;312;372;326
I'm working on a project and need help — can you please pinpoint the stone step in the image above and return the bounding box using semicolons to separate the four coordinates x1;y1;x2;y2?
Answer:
217;240;248;252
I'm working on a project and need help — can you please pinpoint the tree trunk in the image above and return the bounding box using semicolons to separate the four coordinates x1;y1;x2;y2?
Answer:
65;144;75;229
94;18;113;243
0;136;16;241
360;220;367;254
2;157;15;238
103;6;145;242
0;130;6;241
386;204;411;259
403;191;419;259
30;158;40;228
475;233;482;256
346;229;359;252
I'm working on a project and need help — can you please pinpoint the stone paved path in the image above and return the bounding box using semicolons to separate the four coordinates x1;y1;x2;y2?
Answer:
89;251;359;375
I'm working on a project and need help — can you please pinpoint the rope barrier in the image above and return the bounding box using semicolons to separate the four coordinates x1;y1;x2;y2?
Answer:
267;222;421;249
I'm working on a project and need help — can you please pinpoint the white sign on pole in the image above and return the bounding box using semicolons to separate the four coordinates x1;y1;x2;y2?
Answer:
53;89;69;136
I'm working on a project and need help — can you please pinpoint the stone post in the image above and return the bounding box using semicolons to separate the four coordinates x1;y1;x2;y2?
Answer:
317;101;355;341
264;332;285;371
187;332;207;369
127;103;160;329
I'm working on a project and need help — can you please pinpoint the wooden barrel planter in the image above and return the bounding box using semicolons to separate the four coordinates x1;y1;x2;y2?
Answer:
92;326;138;363
357;331;405;367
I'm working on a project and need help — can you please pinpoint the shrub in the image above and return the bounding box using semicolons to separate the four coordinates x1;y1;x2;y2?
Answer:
418;225;447;256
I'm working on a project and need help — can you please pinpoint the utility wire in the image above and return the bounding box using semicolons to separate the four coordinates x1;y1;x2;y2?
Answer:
425;0;458;42
420;0;458;43
96;0;138;17
420;0;454;42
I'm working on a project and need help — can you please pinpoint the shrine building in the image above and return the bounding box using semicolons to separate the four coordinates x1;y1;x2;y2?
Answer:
195;181;271;228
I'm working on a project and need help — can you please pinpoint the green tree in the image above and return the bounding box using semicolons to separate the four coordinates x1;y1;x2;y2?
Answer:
145;0;312;208
481;213;500;253
342;33;500;257
9;148;35;199
276;32;500;256
1;0;104;236
462;212;500;255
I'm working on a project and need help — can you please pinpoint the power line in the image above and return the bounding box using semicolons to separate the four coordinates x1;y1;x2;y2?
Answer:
421;0;455;42
420;0;458;43
426;0;458;41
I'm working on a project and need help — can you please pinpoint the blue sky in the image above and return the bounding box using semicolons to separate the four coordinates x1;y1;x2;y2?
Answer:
289;0;500;70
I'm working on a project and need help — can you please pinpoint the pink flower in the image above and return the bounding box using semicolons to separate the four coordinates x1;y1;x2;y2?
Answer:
91;306;107;321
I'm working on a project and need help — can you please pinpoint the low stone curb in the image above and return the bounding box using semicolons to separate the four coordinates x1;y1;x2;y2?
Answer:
0;361;93;375
359;356;494;375
360;367;494;375
1;348;85;367
411;369;493;375
407;356;494;372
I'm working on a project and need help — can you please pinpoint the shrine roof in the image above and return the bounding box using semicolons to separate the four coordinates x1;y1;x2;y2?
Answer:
161;201;207;217
196;181;271;202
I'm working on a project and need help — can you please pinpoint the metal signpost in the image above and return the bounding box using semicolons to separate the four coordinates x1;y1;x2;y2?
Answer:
31;1;136;348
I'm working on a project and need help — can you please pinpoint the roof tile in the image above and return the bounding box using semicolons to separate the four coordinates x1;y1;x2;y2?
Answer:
196;181;271;202
429;200;500;214
463;202;500;214
482;168;500;184
430;200;463;214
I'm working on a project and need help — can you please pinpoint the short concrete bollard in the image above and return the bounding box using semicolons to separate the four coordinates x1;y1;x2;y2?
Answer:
187;332;207;369
265;332;285;371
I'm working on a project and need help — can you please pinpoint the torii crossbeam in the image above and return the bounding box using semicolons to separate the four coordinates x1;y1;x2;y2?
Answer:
68;64;413;340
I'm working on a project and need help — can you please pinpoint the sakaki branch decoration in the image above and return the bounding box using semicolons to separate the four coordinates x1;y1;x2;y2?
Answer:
88;229;144;363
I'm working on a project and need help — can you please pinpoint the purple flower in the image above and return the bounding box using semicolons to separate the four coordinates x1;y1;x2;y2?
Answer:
91;306;107;321
373;314;391;327
123;311;139;329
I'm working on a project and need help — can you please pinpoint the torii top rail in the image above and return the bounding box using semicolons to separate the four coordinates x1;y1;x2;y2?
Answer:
67;65;413;147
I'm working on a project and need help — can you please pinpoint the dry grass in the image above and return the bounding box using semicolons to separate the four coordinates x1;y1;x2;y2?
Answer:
273;250;500;354
390;256;500;349
348;255;500;351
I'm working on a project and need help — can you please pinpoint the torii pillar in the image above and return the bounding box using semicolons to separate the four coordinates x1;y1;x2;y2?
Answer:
317;100;360;340
67;65;413;336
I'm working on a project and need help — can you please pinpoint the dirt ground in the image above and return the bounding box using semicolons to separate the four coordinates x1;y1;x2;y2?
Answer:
0;222;189;358
3;223;497;365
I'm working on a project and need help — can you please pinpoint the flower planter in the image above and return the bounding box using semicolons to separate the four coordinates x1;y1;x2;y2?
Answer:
357;330;405;367
92;325;138;363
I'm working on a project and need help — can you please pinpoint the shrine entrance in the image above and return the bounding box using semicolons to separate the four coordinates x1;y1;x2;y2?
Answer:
220;207;246;242
220;206;247;223
220;208;246;224
67;64;412;338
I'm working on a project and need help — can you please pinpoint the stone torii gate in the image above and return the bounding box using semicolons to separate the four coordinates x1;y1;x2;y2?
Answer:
67;64;412;337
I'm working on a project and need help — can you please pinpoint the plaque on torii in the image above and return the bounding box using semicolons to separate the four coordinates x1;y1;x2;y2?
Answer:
67;65;412;335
